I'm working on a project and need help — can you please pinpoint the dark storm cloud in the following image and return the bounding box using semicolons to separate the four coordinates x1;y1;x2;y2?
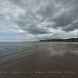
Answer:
63;19;78;31
35;0;78;32
6;0;78;39
27;26;49;34
9;0;57;34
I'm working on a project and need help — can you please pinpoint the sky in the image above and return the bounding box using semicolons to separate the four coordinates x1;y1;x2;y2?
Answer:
0;0;78;41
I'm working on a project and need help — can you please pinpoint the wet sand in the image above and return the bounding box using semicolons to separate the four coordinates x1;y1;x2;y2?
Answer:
0;42;78;78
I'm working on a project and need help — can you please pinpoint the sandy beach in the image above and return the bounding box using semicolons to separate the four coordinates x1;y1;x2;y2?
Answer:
0;42;78;78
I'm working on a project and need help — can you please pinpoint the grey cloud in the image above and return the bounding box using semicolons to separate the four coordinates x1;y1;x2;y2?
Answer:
47;0;78;31
27;26;49;34
4;0;78;39
53;9;78;31
63;20;78;31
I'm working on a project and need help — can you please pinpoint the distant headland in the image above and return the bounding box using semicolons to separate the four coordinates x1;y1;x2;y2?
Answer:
40;38;78;42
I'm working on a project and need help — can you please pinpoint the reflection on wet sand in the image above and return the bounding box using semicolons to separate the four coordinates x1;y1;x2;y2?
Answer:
0;42;78;78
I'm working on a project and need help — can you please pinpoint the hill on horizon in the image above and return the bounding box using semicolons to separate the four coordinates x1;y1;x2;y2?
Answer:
40;38;78;42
